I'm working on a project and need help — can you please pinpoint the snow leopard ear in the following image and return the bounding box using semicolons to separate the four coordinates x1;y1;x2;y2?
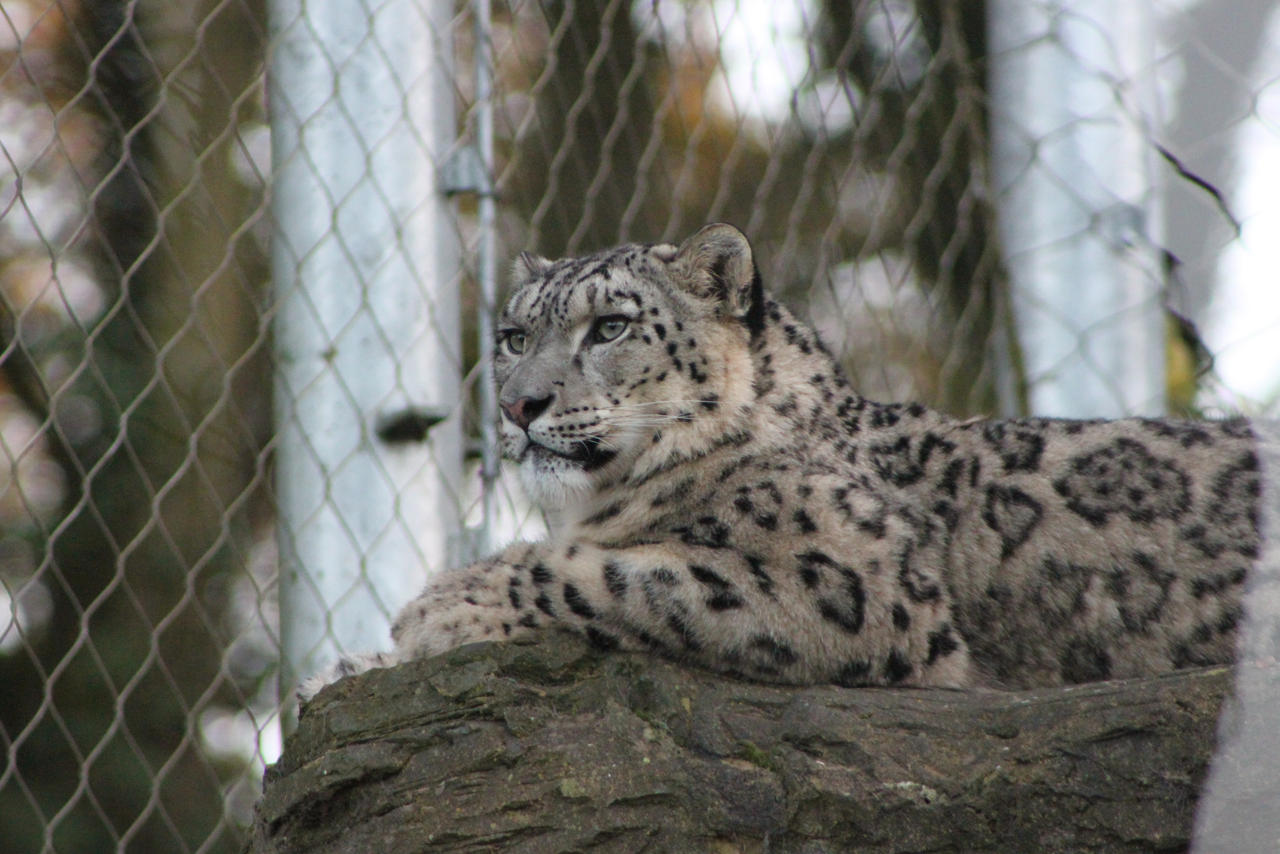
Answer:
512;250;552;282
673;223;763;331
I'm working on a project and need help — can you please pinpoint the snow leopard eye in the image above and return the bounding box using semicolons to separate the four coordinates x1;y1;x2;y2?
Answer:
500;329;527;355
590;315;629;344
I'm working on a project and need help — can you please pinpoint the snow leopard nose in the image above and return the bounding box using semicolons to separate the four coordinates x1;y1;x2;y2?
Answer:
501;394;553;431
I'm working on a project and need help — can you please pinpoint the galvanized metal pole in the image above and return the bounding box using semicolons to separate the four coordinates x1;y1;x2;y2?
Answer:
268;0;462;702
473;0;499;557
989;0;1166;417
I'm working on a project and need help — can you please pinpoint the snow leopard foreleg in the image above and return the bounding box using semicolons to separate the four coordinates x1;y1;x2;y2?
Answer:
376;537;973;690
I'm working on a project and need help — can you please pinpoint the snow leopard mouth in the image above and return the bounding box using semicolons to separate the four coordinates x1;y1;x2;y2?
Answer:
525;438;618;472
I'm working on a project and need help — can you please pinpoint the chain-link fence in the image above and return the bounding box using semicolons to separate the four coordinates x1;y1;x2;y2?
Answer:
1;1;1278;851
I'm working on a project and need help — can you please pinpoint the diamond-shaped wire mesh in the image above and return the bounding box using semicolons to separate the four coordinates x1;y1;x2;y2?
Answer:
0;1;1277;851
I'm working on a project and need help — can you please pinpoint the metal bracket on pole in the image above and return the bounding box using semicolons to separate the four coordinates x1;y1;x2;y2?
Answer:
374;406;451;444
440;147;494;198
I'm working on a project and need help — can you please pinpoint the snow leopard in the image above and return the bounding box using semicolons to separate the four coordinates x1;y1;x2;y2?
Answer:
299;223;1268;698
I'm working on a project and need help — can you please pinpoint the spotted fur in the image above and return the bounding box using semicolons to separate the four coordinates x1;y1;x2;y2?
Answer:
299;224;1268;698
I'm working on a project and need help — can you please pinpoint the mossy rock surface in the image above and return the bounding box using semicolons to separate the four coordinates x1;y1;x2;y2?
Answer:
248;634;1234;853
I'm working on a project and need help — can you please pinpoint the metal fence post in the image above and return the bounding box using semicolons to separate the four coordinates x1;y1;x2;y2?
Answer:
989;0;1166;417
267;0;463;703
473;0;499;557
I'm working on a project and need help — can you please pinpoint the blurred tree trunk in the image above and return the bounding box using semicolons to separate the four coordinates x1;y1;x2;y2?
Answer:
504;0;667;256
817;0;1009;415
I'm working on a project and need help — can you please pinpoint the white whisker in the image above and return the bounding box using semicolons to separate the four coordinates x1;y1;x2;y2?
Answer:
605;399;720;411
603;418;687;430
